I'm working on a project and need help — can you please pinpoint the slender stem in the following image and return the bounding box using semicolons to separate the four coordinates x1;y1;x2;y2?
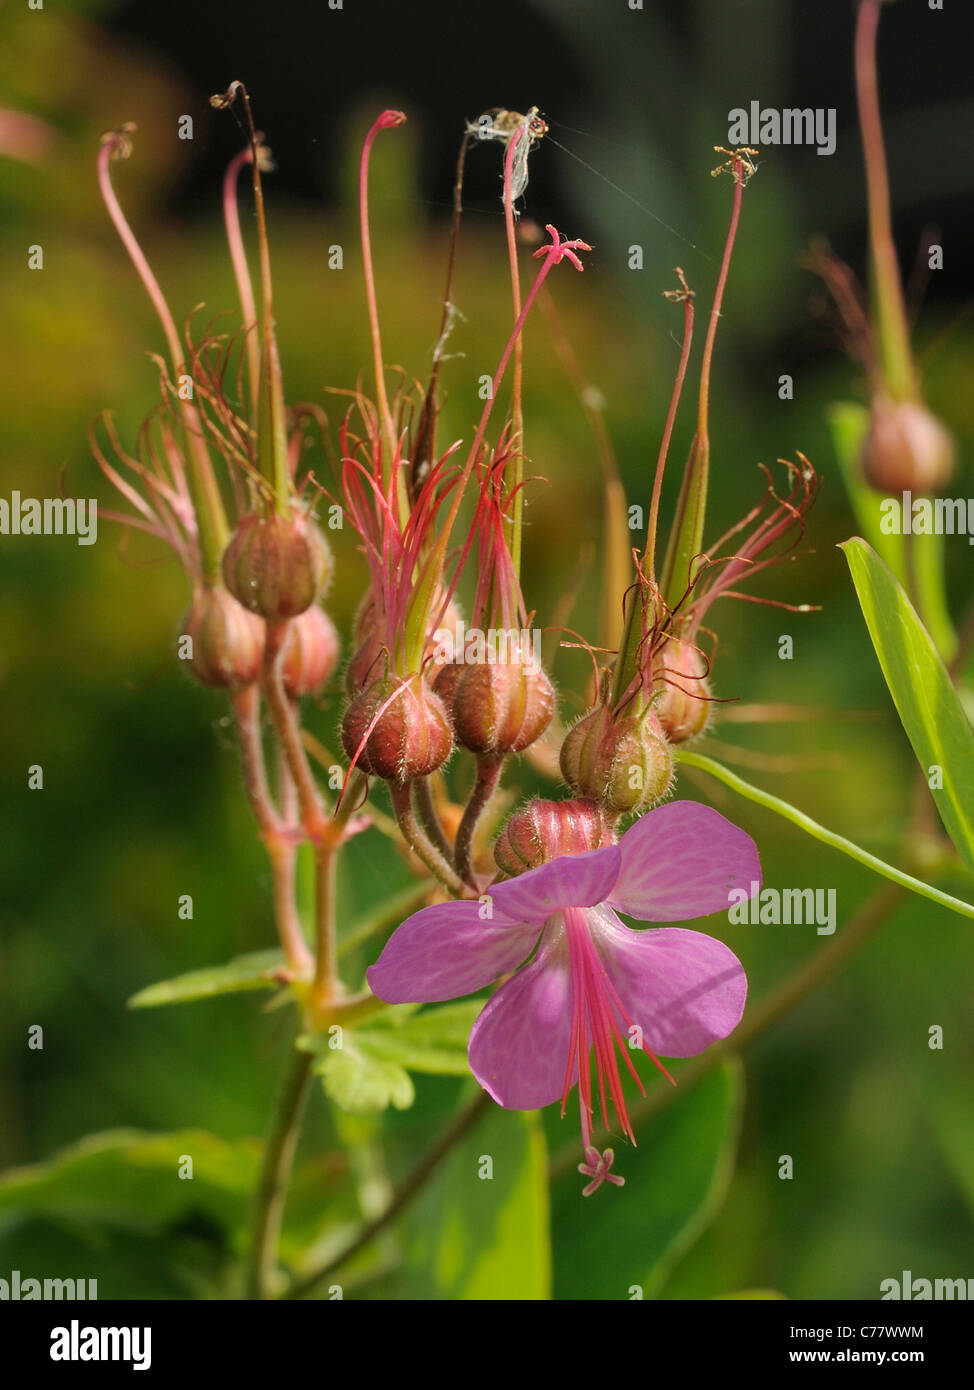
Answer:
98;135;229;575
680;750;974;920
389;781;467;895
222;147;261;419
503;123;526;580
454;755;503;885
262;623;330;841
646;276;695;575
413;777;454;862
855;0;916;400
696;171;744;436
245;1043;315;1299
360;111;406;491
310;840;338;1014
549;882;905;1180
284;1090;492;1299
231;686;311;975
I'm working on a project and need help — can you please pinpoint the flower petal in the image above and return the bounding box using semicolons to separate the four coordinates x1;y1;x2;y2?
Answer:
468;927;574;1109
591;905;746;1056
366;900;539;1004
489;843;622;925
610;800;760;921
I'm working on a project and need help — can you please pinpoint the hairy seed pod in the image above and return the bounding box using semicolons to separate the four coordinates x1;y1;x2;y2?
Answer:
493;797;616;877
653;638;711;743
281;605;340;698
435;656;554;757
180;583;265;689
341;674;453;783
223;511;332;620
861;397;954;494
560;703;672;816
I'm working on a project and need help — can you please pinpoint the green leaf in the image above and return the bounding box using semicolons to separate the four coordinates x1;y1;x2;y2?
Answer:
404;1099;551;1299
357;1000;482;1077
551;1059;743;1300
842;537;974;874
314;1041;415;1115
0;1129;261;1297
127;950;286;1009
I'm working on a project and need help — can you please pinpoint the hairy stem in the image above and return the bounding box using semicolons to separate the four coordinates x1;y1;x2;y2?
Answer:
389;781;466;895
454;755;503;885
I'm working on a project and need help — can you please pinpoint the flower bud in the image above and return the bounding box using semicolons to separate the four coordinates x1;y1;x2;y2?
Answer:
493;797;615;877
281;604;340;699
560;704;672;816
435;656;554;757
180;583;264;689
341;674;453;783
222;511;332;620
861;397;954;493
653;638;711;743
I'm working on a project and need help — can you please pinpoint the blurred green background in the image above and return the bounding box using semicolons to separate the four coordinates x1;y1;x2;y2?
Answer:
2;0;973;1299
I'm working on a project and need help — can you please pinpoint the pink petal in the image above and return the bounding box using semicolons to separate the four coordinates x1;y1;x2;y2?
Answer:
610;800;760;921
468;928;575;1109
489;844;622;926
591;904;747;1056
366;900;539;1004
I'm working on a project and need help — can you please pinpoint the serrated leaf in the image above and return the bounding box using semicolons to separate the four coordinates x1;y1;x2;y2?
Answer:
842;537;974;873
127;950;286;1009
315;1042;415;1115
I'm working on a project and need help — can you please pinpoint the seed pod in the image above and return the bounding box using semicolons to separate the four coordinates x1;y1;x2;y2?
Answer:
281;604;340;698
341;674;453;783
223;511;332;620
180;583;264;689
653;638;711;743
861;397;954;493
493;797;616;877
560;703;672;816
435;657;554;757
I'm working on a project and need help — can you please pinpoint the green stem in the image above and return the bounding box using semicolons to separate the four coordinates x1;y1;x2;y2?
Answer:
679;750;974;920
413;777;454;863
245;1043;315;1299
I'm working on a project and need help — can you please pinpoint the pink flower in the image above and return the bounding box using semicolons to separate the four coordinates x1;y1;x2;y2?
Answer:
368;801;759;1192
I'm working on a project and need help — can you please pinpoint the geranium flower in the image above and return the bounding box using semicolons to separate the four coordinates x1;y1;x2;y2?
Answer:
368;800;759;1192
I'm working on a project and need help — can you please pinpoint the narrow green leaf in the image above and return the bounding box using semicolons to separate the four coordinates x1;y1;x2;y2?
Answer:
127;950;286;1009
551;1059;742;1300
404;1100;551;1299
680;750;974;918
842;536;974;873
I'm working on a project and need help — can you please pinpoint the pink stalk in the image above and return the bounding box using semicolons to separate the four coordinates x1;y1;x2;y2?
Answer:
98;132;229;577
359;110;407;495
502;123;526;577
223;147;261;415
